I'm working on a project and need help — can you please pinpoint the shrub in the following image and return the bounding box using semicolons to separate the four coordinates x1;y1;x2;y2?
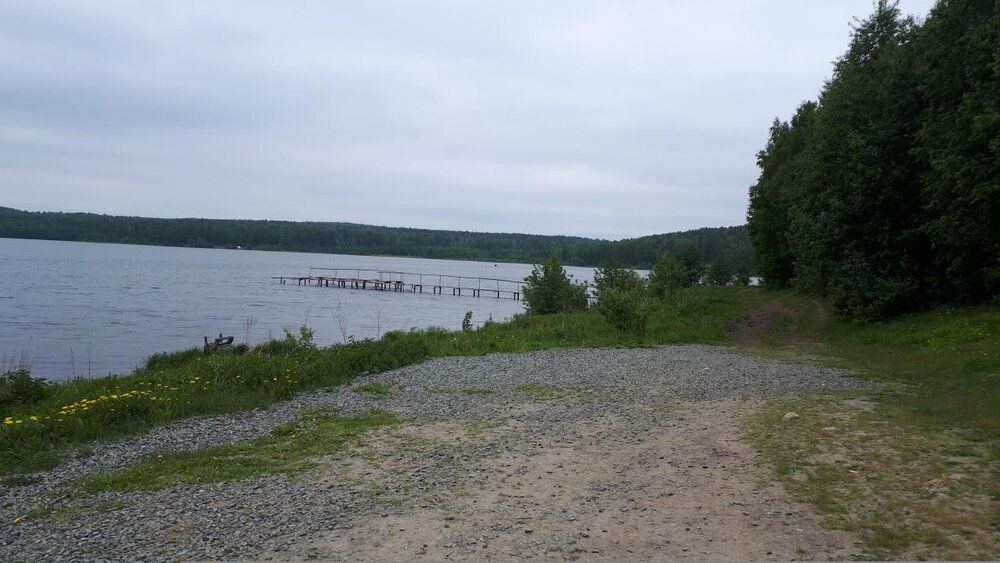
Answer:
290;326;316;349
462;311;473;332
0;369;50;407
597;288;651;336
648;252;686;300
522;252;589;314
593;260;646;300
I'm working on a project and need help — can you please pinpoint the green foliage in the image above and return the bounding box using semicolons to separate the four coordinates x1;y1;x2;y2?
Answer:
0;330;427;474
522;252;589;314
745;298;1000;559
0;207;754;270
592;260;653;335
677;244;704;286
0;369;51;408
77;410;400;493
516;383;561;398
593;259;646;300
825;304;1000;435
461;311;473;332
647;252;685;300
746;0;1000;318
144;348;206;371
707;251;735;286
596;288;651;336
286;326;316;349
352;382;397;397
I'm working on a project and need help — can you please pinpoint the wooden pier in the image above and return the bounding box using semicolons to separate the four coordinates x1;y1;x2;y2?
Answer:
273;267;525;300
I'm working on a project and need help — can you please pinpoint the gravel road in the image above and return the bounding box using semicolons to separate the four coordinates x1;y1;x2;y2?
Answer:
0;345;870;561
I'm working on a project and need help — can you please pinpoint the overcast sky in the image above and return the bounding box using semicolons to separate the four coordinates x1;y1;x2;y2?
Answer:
1;1;936;239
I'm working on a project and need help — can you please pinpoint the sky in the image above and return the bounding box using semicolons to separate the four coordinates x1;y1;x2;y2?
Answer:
0;1;936;240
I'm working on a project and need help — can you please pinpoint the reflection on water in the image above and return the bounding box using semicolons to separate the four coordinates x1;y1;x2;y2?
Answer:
0;238;597;379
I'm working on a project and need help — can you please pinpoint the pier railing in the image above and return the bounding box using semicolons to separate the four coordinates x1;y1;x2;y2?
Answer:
272;267;526;300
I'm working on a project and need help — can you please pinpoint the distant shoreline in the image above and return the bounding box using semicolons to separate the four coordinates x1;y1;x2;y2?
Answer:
0;206;753;270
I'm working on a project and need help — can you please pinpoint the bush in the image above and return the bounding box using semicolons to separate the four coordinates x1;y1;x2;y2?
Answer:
593;260;646;300
522;252;589;314
0;369;50;407
648;252;686;300
597;288;651;336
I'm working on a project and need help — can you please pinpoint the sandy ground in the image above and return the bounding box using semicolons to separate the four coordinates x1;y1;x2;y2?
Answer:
279;399;856;560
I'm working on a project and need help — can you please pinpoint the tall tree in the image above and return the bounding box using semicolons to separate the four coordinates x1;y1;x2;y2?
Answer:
747;0;1000;319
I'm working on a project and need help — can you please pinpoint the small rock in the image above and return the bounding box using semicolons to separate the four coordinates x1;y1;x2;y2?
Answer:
782;412;800;420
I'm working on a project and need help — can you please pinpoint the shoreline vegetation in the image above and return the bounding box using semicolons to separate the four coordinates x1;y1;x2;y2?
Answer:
0;286;745;475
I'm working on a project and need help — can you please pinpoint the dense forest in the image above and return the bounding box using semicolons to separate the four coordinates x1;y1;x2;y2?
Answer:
747;0;999;319
0;206;752;270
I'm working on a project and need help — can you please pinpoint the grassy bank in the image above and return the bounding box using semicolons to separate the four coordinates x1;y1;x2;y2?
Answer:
0;287;746;475
744;299;1000;559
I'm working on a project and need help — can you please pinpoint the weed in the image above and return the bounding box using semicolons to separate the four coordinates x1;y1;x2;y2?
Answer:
0;369;50;407
460;387;492;395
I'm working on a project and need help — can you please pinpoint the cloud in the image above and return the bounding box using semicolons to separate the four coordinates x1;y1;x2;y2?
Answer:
0;0;936;239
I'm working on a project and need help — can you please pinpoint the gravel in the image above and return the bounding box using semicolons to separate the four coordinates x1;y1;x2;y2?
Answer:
0;345;869;561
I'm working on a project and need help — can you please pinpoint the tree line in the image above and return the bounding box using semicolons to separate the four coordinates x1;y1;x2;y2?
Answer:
0;206;752;270
747;0;998;319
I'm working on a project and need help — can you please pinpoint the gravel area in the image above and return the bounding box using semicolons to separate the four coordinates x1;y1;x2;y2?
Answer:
0;345;870;561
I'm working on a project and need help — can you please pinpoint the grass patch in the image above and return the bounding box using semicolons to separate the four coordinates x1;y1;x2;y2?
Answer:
353;382;399;397
516;383;561;399
744;298;1000;560
460;387;493;395
24;500;125;523
77;410;399;493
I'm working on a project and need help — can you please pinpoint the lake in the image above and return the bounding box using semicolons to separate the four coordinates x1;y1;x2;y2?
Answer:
0;238;598;380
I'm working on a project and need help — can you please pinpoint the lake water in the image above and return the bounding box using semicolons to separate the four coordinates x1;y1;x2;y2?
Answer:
0;238;598;380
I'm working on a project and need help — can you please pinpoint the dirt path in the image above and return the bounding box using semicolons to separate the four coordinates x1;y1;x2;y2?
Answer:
282;399;856;560
729;300;829;348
